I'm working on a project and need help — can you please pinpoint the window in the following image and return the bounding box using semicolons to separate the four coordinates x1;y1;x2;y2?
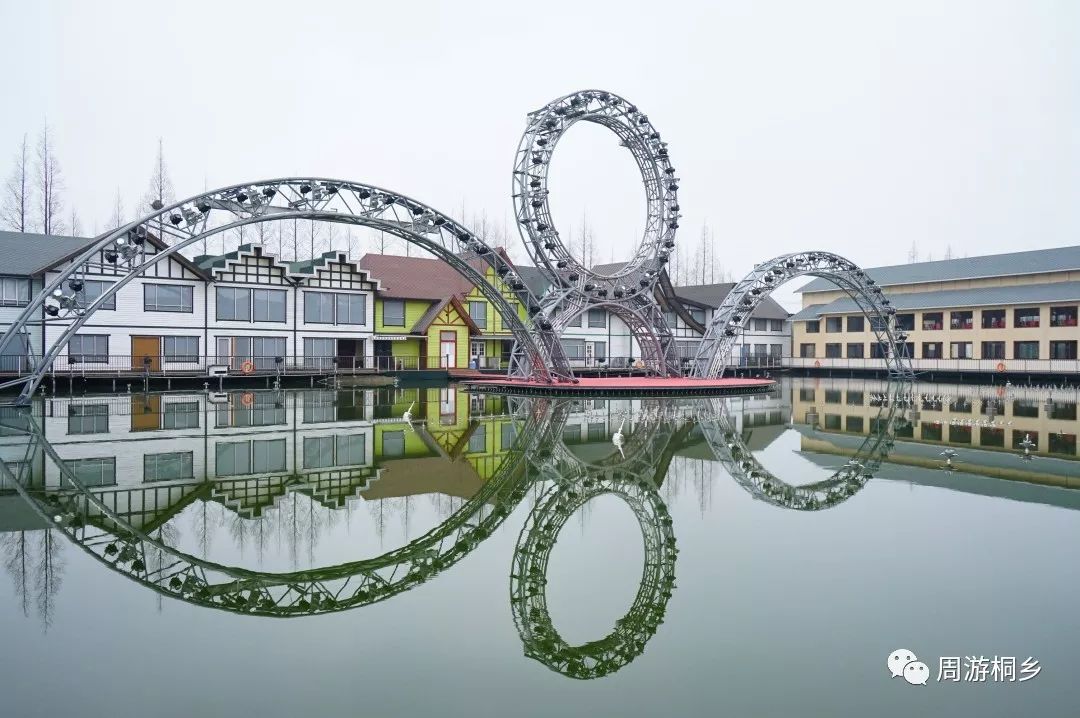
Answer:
982;309;1006;329
62;457;116;487
471;340;486;359
1050;402;1077;421
68;403;108;434
982;342;1006;360
587;422;606;441
825;390;842;404
1014;308;1040;328
468;424;487;453
0;277;30;307
980;427;1005;447
922;342;943;359
501;422;517;449
1012;431;1038;450
335;294;366;325
216;287;251;321
1051;306;1078;328
304;337;336;368
753;343;767;356
949;425;972;444
69;334;108;363
253;289;286;322
688;308;706;325
81;280;116;310
895;314;915;331
770;319;784;332
1014;399;1040;418
163;336;199;362
468;301;487;329
303;435;366;468
568;312;583;328
845;416;864;433
1050;341;1078;360
847;316;864;332
215;438;285;477
921;312;943;331
846;343;864;359
383;299;405;326
753;318;768;331
382;430;405;458
563;338;586;360
799;343;816;358
587;308;606;328
825;343;842;358
770;344;782;357
1049;433;1077;457
1014;341;1040;360
949;397;972;413
592;341;607;361
950;311;973;330
799;388;815;401
144;452;194;481
824;414;842;430
825;317;843;333
144;283;193;312
163;401;200;429
870;342;888;359
805;320;820;333
847;391;864;406
870;316;888;332
921;423;942;441
305;292;334;324
950;342;973;359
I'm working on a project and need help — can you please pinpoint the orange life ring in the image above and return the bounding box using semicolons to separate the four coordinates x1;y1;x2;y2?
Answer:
813;360;821;368
996;362;1006;373
240;391;255;407
996;386;1006;398
240;360;256;375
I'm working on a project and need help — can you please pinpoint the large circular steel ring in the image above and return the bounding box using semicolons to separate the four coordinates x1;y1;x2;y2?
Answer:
513;90;681;298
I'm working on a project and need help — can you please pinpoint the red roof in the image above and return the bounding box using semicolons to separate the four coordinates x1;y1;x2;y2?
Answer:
357;253;474;300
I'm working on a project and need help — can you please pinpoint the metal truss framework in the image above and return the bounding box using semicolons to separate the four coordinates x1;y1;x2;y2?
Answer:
0;178;576;405
700;382;910;511
513;90;682;376
691;252;916;380
0;394;691;679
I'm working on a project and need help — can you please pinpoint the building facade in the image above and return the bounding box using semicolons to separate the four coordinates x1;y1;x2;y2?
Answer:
787;246;1080;375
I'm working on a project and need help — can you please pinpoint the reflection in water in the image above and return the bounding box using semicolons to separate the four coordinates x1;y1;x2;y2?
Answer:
1;378;1079;679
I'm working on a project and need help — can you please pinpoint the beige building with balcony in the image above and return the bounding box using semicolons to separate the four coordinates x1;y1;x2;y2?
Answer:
786;246;1080;376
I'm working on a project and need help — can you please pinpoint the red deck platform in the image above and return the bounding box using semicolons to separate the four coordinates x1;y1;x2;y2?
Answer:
461;375;776;397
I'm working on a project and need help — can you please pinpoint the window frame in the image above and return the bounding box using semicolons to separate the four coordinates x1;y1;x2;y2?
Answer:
216;286;252;322
382;299;405;327
143;283;194;313
69;334;109;363
163;336;199;362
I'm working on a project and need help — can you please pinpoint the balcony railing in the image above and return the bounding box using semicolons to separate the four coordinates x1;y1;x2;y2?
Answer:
0;354;375;378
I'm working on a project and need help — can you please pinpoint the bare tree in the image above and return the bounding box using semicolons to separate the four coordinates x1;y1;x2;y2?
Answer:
141;138;175;214
107;187;125;230
907;241;919;263
35;529;63;630
943;244;954;261
1;530;31;616
35;123;65;235
2;134;32;231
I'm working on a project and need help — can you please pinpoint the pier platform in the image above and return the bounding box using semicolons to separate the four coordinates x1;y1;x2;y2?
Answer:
461;376;775;397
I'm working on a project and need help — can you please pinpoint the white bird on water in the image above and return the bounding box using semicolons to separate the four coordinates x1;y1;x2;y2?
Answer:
612;417;626;459
403;401;415;424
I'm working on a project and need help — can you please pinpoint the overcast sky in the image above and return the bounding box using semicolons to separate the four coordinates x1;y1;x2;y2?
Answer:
1;0;1077;308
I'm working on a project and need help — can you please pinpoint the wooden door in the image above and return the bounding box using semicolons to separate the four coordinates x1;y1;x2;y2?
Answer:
439;331;456;369
131;336;161;371
131;395;162;432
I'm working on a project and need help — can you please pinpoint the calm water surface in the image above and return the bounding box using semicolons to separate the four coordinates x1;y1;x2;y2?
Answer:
1;377;1078;717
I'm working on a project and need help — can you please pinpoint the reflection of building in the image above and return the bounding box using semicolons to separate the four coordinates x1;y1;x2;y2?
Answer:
787;246;1080;375
790;377;1080;481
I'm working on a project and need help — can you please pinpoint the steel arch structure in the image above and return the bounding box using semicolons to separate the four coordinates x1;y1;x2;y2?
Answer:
699;381;910;511
0;178;575;405
0;396;557;617
513;90;682;376
691;252;915;379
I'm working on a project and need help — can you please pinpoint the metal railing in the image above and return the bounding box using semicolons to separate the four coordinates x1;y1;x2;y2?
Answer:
0;354;376;379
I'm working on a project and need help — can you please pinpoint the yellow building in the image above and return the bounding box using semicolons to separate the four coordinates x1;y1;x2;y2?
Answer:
788;246;1080;376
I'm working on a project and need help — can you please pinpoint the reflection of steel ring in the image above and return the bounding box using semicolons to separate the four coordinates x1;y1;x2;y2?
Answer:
510;479;676;679
996;362;1006;372
240;392;254;407
240;360;255;375
513;90;678;292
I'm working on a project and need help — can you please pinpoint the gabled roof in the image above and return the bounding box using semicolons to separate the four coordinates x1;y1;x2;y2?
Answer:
194;243;290;279
797;245;1080;294
788;281;1080;321
357;253;473;300
673;282;791;319
0;230;210;280
287;249;380;288
410;295;480;334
